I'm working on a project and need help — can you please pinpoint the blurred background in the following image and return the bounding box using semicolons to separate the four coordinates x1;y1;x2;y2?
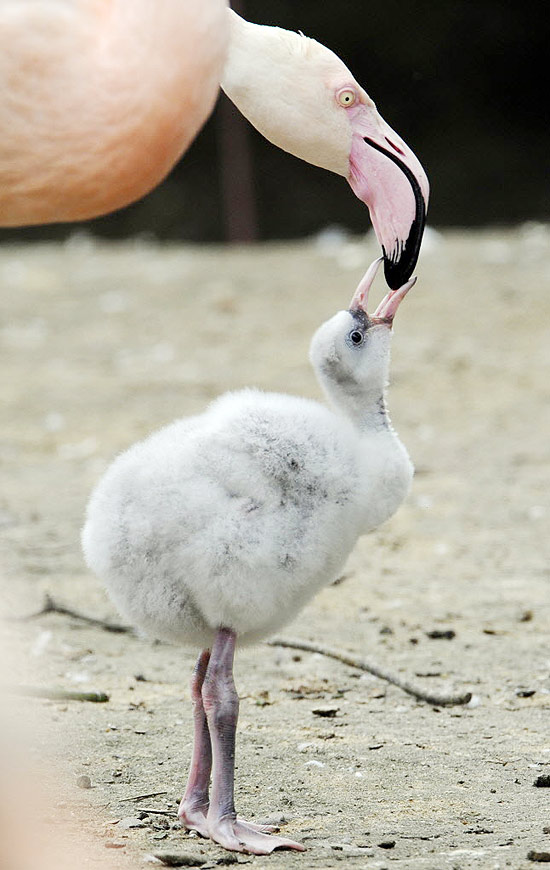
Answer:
1;0;547;245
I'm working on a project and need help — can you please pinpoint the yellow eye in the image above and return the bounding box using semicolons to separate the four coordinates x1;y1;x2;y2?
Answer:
337;88;356;108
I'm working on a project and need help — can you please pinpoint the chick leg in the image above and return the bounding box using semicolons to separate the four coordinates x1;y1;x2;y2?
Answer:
178;649;212;836
203;627;305;854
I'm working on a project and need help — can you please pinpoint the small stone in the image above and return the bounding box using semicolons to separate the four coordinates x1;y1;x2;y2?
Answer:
151;852;206;867
426;629;455;640
153;818;170;830
76;775;92;789
120;816;146;829
520;610;534;622
312;707;339;718
378;840;396;849
528;850;550;862
105;841;126;849
534;775;550;788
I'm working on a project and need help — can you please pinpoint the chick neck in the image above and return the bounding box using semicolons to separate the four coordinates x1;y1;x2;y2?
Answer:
315;341;392;434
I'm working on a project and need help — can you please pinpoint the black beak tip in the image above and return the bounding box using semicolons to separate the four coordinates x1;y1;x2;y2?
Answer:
382;210;426;290
383;252;417;291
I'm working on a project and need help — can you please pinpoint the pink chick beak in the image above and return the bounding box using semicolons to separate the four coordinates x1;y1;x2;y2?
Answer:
349;256;416;325
347;101;429;290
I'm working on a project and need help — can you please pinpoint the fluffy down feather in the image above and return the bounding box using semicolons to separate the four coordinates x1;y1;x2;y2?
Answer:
82;387;411;647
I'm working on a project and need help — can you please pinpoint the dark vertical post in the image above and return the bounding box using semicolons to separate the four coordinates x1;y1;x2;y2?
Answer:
217;0;259;242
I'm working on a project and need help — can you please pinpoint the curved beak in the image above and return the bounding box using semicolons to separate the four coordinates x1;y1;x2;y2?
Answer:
347;101;429;289
349;256;416;324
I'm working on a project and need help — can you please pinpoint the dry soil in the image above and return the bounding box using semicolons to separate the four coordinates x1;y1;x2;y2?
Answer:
1;226;549;870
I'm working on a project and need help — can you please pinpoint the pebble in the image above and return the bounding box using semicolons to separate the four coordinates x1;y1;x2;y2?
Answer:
528;850;550;863
149;852;206;867
153;819;170;830
120;816;147;829
425;629;455;640
534;775;550;788
76;775;92;789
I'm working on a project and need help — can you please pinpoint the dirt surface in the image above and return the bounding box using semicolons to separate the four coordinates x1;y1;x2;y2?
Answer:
1;226;550;870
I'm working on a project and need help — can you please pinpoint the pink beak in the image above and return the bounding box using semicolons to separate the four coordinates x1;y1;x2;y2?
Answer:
347;102;429;290
349;257;416;325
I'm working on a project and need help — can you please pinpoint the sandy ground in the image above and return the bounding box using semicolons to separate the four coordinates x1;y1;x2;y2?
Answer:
1;225;550;870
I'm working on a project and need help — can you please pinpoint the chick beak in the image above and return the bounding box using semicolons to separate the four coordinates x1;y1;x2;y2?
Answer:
348;256;384;312
349;256;416;326
371;276;416;326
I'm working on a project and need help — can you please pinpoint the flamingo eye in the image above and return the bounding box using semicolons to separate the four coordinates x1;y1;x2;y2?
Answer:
348;329;364;346
337;88;356;108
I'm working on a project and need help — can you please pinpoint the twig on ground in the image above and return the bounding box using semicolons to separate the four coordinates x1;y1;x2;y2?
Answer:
7;685;109;702
8;593;133;634
267;637;472;707
118;792;169;803
9;597;470;705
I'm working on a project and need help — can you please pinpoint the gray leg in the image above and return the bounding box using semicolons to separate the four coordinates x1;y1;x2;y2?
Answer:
202;627;305;854
178;649;212;836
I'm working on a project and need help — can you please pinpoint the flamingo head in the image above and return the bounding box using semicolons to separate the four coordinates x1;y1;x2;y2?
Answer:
221;11;429;288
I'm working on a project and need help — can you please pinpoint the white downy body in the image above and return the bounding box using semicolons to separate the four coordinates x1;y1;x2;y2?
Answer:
83;297;413;648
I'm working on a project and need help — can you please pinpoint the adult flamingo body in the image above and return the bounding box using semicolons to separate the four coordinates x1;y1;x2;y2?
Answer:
0;2;428;284
0;0;228;225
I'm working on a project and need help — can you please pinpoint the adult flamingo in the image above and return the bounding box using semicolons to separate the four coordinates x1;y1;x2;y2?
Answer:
0;2;428;286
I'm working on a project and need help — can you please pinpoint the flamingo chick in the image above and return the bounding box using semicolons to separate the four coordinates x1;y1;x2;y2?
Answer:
1;2;428;285
82;259;415;854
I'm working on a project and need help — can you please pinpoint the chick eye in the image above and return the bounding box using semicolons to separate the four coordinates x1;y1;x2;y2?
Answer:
349;329;364;346
337;88;356;107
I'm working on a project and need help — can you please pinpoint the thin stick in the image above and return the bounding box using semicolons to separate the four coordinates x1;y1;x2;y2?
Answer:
8;685;109;703
8;593;133;634
118;792;169;803
267;637;472;707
